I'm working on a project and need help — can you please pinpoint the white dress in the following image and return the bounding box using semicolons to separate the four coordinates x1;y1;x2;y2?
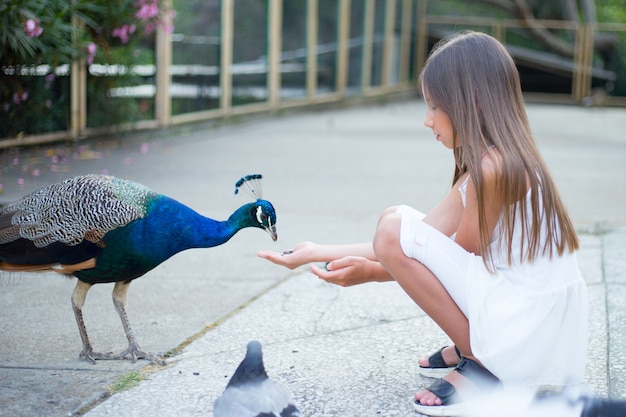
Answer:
397;177;588;388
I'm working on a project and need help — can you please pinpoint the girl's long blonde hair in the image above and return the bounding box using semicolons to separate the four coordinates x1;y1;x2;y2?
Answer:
419;31;578;269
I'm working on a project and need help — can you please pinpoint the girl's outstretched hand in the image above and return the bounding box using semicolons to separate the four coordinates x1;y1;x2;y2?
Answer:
257;241;319;270
258;242;390;285
311;256;379;287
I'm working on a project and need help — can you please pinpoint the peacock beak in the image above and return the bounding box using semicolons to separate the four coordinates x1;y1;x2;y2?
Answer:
266;225;277;241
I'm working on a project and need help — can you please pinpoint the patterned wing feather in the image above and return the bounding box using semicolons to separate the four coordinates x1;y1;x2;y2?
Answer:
0;175;154;248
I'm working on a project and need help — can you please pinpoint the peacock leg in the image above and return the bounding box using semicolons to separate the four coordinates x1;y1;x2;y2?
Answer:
112;281;166;365
71;280;117;363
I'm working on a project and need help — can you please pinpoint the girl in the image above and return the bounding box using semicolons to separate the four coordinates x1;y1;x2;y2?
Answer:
258;31;587;415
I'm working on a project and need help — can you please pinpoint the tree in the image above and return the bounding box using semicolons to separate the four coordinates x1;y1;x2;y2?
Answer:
468;0;618;58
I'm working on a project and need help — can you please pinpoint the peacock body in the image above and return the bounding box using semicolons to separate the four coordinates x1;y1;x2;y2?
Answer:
0;174;277;364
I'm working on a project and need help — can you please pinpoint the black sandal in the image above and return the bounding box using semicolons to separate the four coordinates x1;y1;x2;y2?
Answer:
413;357;502;416
418;345;462;378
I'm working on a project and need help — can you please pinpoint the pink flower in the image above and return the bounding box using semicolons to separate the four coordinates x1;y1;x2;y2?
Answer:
144;22;156;35
24;18;43;38
112;24;137;44
135;1;159;20
86;42;97;64
12;91;27;104
112;26;128;43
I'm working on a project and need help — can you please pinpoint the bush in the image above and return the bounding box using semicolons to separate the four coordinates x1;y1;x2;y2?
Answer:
0;0;172;138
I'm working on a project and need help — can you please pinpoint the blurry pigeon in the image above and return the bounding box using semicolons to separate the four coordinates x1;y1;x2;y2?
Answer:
214;341;300;417
456;386;626;417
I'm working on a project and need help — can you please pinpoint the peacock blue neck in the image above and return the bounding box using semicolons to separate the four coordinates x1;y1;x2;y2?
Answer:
126;195;252;256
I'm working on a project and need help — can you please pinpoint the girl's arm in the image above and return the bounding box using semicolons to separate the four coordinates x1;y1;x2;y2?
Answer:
258;241;394;286
422;173;467;237
454;157;502;255
257;241;375;270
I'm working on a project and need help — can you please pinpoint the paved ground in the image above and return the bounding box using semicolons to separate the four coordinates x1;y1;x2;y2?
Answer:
0;99;624;416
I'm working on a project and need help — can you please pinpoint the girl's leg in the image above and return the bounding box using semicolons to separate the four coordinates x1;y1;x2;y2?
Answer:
373;211;481;405
373;211;472;357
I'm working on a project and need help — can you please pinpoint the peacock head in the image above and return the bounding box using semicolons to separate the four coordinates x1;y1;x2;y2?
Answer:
234;174;277;241
253;199;277;241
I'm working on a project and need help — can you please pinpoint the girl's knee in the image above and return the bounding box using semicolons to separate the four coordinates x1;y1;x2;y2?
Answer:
376;206;401;228
373;212;402;261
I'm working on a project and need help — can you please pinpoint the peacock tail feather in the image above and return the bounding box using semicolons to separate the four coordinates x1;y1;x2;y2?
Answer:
0;175;153;248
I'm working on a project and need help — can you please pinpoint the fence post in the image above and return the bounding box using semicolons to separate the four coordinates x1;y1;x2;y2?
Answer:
268;0;282;107
361;0;375;93
70;14;86;139
306;0;319;100
492;22;504;42
573;24;594;103
581;23;595;101
220;0;234;114
398;0;414;85
336;0;351;97
155;0;173;128
382;0;396;87
415;0;428;89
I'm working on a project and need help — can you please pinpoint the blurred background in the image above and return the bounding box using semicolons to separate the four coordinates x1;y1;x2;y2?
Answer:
1;0;624;145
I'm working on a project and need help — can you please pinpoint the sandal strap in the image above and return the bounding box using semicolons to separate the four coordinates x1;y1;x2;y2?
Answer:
423;358;501;407
423;346;450;369
454;357;501;389
454;345;462;360
422;345;462;369
424;377;462;406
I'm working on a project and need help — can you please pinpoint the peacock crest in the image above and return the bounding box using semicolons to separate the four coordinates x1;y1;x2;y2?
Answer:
234;174;264;200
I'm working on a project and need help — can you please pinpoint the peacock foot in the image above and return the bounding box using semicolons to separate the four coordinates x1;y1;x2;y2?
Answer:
117;340;167;366
80;348;122;364
79;344;166;365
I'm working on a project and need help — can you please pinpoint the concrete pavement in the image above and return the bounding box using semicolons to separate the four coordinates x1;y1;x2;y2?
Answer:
0;98;624;416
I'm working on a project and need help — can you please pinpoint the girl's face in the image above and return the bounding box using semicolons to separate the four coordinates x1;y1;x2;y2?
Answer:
423;96;455;149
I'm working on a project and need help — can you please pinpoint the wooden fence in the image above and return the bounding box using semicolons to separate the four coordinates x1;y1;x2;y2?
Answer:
2;0;624;147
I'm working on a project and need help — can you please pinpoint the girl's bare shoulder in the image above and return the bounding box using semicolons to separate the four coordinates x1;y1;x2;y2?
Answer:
480;147;502;180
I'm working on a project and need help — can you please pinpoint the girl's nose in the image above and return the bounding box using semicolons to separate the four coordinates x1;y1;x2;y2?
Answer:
424;117;433;128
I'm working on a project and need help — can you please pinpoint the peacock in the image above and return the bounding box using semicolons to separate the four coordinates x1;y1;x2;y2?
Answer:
0;174;277;365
